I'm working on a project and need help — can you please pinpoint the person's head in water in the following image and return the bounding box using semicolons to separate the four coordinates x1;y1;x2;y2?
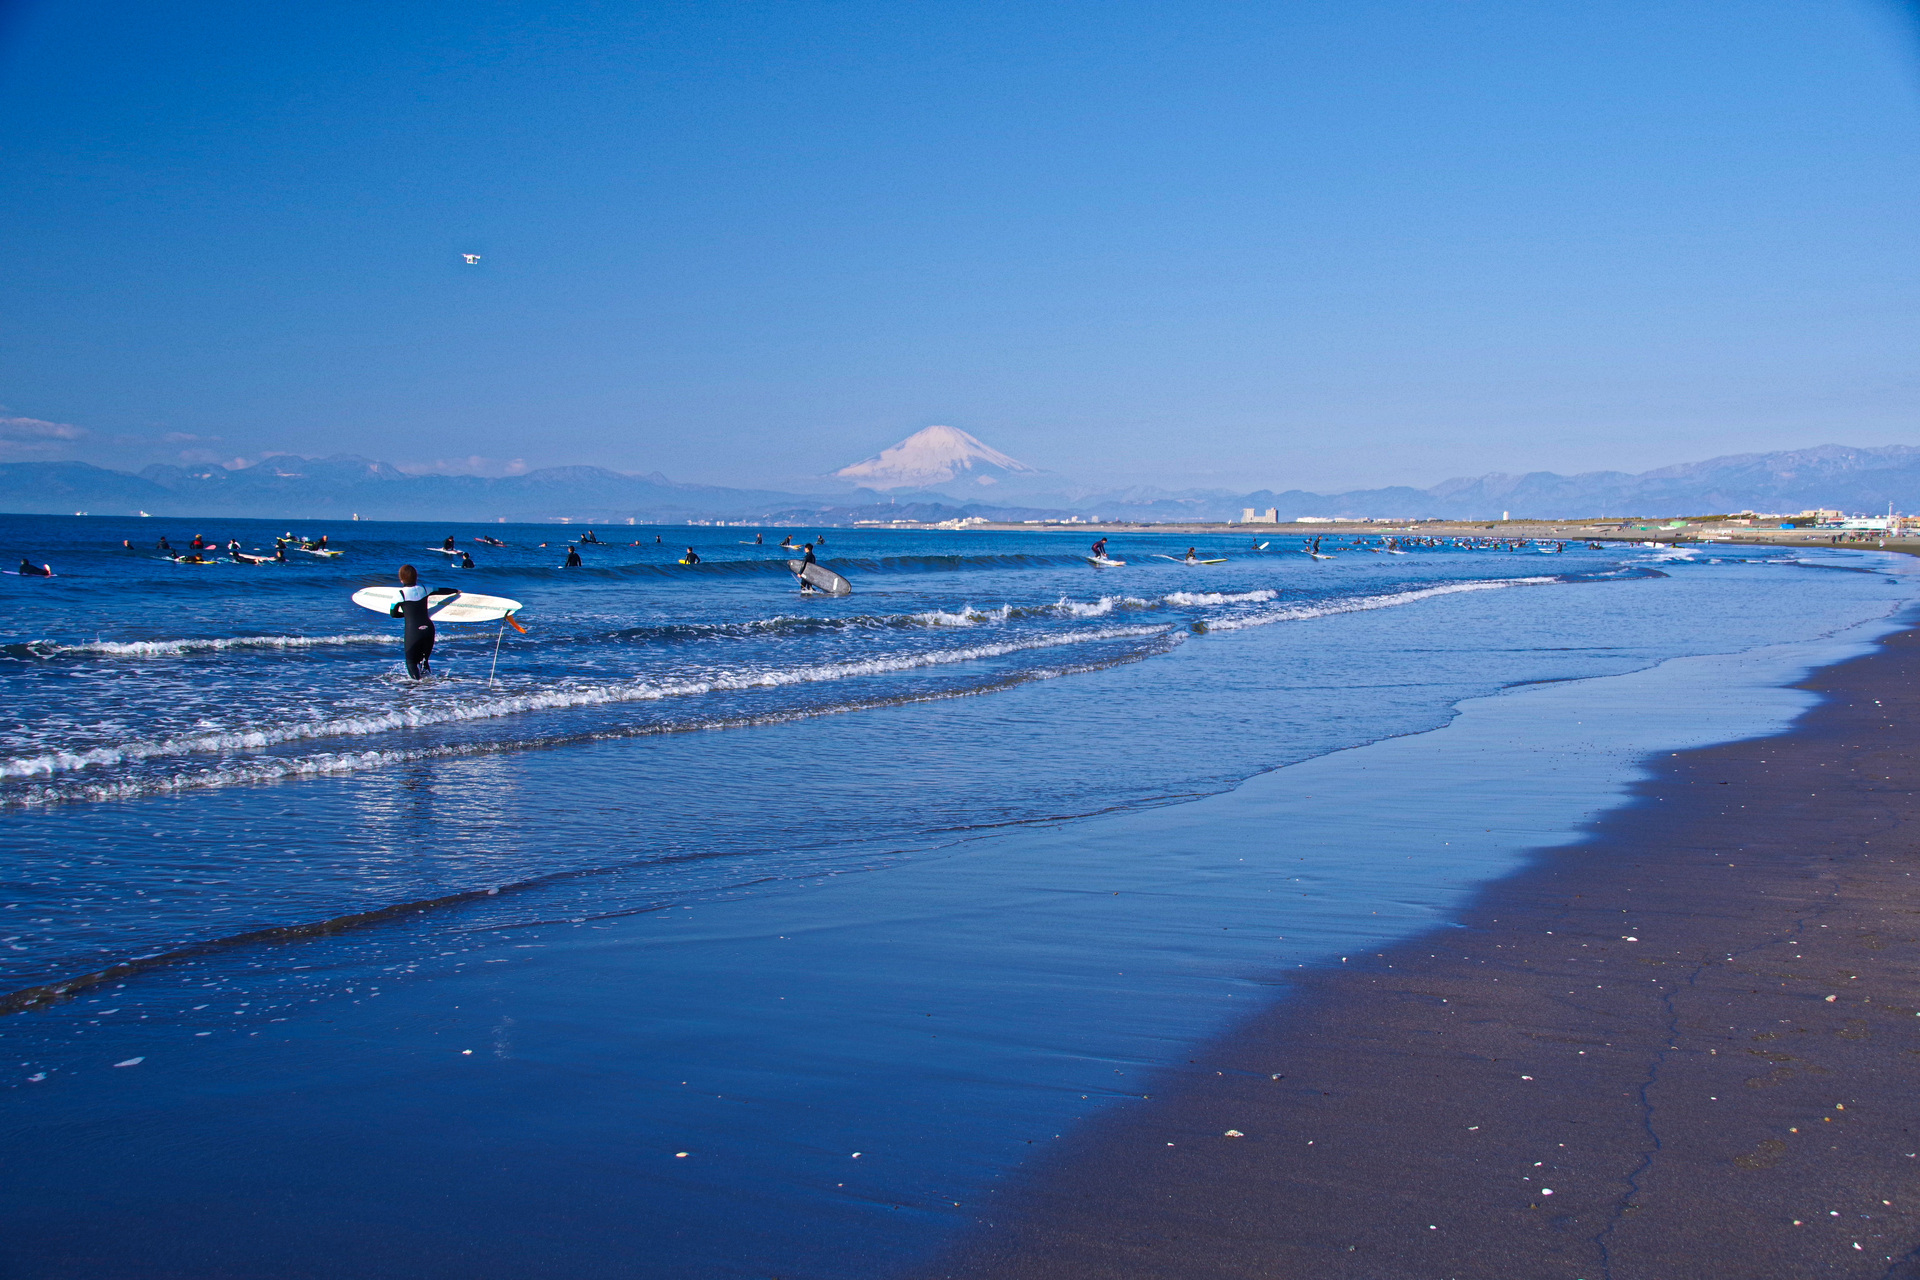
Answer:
399;564;418;586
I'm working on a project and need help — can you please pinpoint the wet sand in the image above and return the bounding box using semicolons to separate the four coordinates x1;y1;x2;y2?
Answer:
927;625;1920;1279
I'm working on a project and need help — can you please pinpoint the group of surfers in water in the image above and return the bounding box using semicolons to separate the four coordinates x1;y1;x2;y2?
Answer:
135;532;333;566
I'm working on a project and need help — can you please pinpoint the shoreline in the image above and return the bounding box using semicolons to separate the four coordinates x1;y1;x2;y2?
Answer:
870;518;1915;555
926;622;1920;1279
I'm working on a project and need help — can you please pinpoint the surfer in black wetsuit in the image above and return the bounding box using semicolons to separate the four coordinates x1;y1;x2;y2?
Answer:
754;533;764;545
156;536;172;554
1091;537;1108;560
18;558;50;577
564;546;582;567
390;564;438;679
459;551;475;568
1183;547;1198;563
683;548;700;565
275;539;288;563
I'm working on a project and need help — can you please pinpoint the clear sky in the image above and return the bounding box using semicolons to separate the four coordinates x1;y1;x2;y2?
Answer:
2;0;1917;493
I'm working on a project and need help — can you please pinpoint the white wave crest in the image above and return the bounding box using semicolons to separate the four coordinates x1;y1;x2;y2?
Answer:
0;624;1170;780
5;637;1177;806
1204;578;1556;632
1049;595;1142;617
26;633;392;658
1160;589;1278;607
909;605;1014;627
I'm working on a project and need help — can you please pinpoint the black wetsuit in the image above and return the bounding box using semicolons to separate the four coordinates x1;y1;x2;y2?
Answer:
684;549;701;564
391;584;438;679
459;552;475;568
1091;539;1107;559
565;547;582;567
442;537;456;551
19;559;49;577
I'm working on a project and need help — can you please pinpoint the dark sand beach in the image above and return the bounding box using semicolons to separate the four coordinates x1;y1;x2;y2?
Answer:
929;625;1920;1280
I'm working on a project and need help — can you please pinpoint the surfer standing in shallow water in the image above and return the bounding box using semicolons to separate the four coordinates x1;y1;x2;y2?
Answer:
389;564;438;679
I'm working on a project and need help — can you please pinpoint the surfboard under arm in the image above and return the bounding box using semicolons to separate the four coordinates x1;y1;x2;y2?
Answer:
786;560;852;595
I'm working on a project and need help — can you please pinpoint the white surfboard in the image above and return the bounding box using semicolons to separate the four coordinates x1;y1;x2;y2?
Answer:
1153;554;1227;565
1086;555;1126;566
352;587;524;623
786;560;852;596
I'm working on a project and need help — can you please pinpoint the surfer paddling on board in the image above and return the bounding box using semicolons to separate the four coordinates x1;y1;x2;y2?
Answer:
388;565;452;679
18;557;51;577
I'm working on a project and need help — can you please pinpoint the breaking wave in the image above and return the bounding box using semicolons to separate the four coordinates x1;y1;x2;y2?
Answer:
1204;577;1559;632
0;624;1171;781
0;635;1178;811
5;633;393;660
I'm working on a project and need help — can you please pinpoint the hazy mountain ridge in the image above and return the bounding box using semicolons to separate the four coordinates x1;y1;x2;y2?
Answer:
4;442;1918;524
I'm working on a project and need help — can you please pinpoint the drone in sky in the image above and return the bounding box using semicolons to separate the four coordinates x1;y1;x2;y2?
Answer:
461;254;482;265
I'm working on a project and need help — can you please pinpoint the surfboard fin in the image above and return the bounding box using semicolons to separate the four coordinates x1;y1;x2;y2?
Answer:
505;612;529;634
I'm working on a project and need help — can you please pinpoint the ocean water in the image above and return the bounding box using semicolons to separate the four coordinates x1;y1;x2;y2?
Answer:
0;514;1913;1277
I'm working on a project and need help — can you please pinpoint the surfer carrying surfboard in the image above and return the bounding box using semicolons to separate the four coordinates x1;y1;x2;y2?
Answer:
389;565;444;679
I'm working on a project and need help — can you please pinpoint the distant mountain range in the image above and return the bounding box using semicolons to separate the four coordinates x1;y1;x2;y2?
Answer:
2;441;1917;525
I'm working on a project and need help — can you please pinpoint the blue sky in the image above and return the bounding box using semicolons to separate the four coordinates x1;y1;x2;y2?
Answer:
2;0;1917;492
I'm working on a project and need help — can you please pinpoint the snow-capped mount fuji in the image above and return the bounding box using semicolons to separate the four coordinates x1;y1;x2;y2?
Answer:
832;425;1041;491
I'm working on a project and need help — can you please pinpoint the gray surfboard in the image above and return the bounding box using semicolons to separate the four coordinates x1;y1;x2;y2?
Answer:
786;560;852;596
